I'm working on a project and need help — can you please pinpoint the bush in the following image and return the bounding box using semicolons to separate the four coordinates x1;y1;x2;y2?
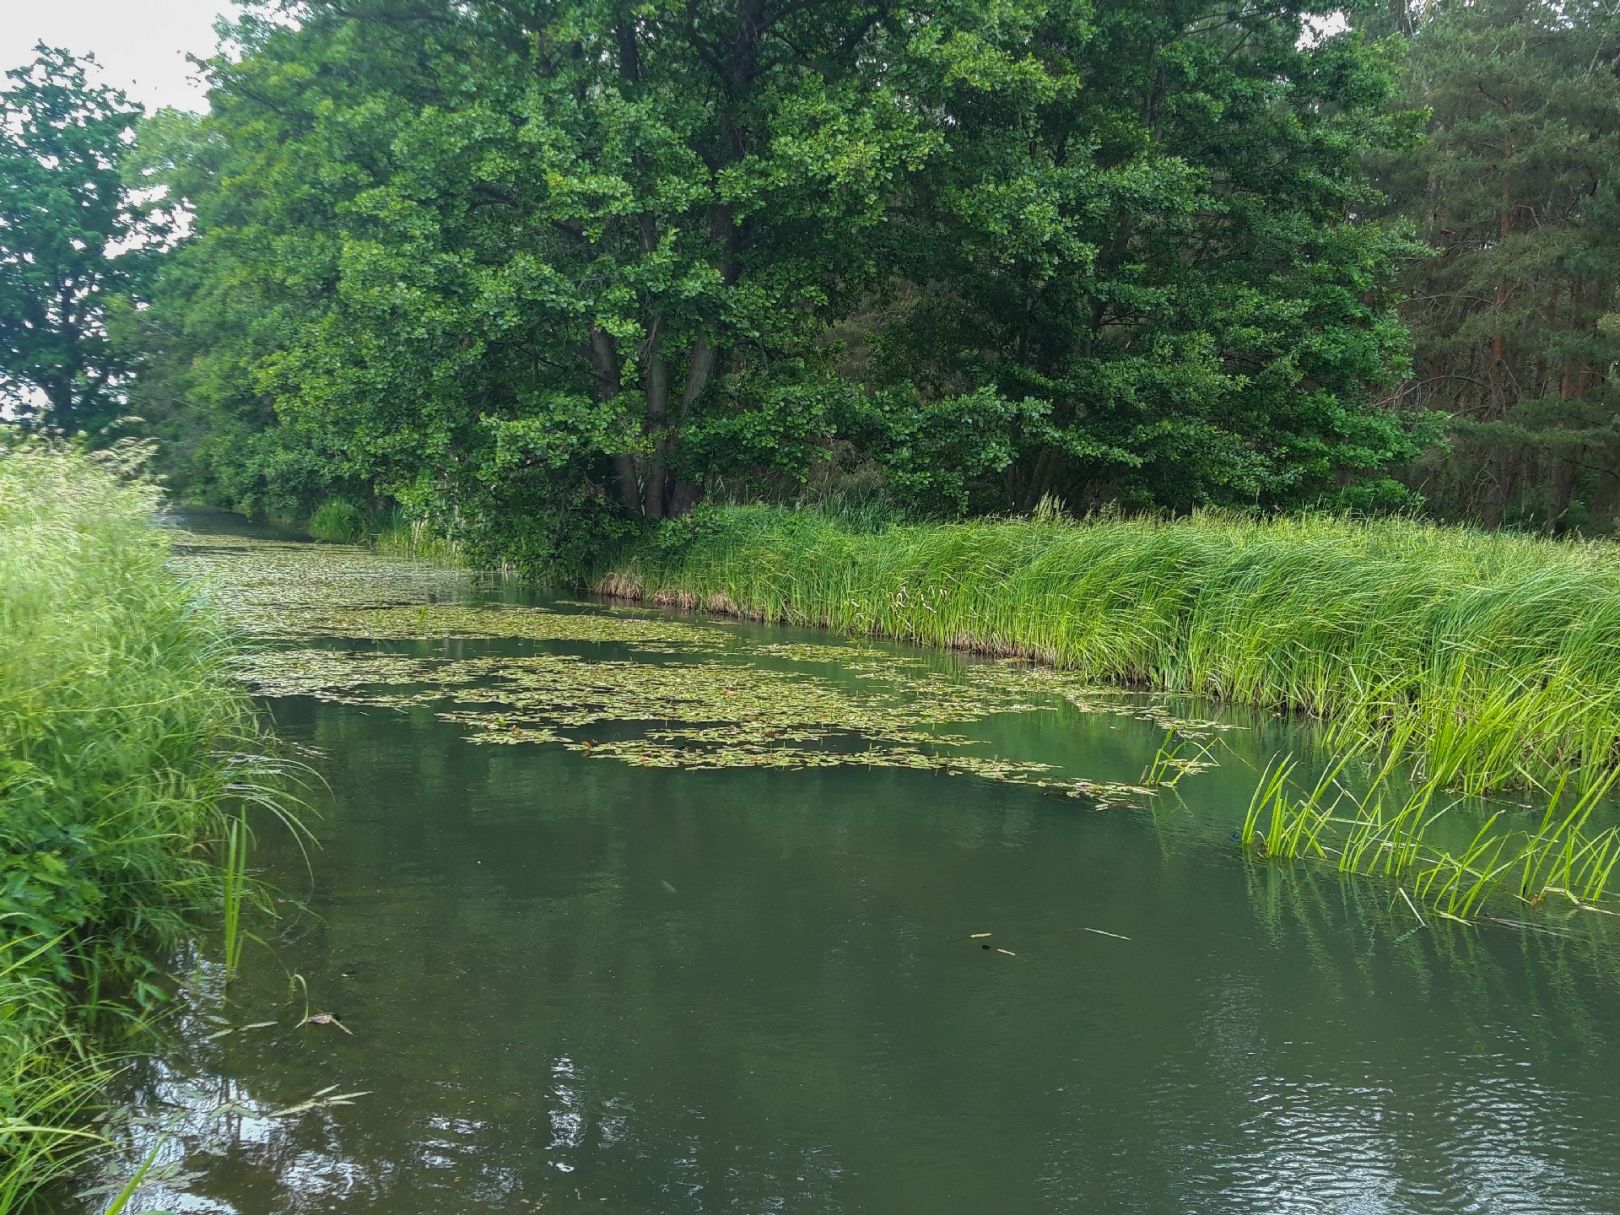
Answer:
307;496;367;543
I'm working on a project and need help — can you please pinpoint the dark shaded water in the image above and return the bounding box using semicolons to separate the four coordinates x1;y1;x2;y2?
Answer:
71;523;1620;1214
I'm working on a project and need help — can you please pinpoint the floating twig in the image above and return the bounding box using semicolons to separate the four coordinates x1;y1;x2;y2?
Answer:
302;1012;353;1035
202;1019;279;1041
269;1085;370;1118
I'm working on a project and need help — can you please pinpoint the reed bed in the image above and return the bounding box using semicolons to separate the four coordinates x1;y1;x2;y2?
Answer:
373;511;466;565
0;443;293;1208
603;504;1620;794
1240;755;1620;923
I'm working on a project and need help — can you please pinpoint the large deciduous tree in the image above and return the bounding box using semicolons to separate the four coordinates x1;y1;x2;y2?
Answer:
0;46;156;430
133;0;1422;569
868;0;1428;514
138;0;938;561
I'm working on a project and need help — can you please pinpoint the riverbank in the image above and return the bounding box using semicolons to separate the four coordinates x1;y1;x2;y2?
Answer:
0;446;275;1208
597;504;1620;795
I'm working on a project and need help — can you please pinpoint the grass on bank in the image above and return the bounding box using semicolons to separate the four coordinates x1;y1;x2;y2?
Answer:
0;442;294;1209
372;511;465;565
306;497;367;544
600;503;1620;795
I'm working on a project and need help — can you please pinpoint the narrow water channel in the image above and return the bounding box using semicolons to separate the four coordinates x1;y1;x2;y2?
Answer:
77;518;1620;1214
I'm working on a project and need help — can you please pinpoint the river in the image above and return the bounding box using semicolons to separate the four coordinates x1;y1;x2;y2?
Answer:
70;517;1620;1214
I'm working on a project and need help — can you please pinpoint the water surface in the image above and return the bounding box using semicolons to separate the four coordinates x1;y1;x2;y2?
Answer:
76;520;1620;1214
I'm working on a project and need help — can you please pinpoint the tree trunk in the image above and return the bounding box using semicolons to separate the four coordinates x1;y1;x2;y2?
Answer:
1591;442;1620;532
1490;113;1513;387
1548;454;1577;533
642;324;671;520
589;326;642;514
1482;455;1518;529
1025;447;1060;511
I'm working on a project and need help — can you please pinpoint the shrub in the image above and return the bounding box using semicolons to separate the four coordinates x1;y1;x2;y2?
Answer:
307;496;367;543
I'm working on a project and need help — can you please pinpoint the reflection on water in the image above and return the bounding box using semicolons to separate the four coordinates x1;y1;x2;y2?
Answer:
71;524;1620;1215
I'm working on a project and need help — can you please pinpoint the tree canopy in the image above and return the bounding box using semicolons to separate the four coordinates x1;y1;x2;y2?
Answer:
100;0;1426;571
1372;0;1620;531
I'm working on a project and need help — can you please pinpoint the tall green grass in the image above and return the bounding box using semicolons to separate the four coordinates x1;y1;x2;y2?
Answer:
0;442;294;1208
604;503;1620;793
306;496;367;544
373;511;465;564
1239;754;1620;923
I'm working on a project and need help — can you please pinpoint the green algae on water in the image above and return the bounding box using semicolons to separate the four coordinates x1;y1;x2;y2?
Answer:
177;532;1223;806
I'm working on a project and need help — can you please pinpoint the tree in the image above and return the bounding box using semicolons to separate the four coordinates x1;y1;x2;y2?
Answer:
131;0;952;565
0;45;157;431
1373;0;1620;531
868;0;1428;514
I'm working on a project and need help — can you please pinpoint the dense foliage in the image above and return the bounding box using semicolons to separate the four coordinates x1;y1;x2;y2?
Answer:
7;0;1616;570
104;0;1424;572
867;2;1424;514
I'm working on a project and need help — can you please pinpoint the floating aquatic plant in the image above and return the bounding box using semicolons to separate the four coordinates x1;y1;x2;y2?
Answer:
175;533;1221;807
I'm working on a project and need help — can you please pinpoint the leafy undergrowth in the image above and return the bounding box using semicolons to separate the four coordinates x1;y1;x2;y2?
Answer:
0;443;295;1210
601;504;1620;796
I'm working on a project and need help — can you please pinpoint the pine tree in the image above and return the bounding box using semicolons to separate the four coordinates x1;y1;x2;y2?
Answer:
1379;0;1620;530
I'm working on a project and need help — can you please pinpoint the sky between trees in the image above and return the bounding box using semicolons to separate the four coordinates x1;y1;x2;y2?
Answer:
0;0;222;111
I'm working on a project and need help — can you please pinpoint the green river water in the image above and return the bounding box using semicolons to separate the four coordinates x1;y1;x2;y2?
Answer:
69;517;1620;1215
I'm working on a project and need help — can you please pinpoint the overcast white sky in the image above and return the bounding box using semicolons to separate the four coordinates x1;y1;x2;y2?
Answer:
0;0;229;111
